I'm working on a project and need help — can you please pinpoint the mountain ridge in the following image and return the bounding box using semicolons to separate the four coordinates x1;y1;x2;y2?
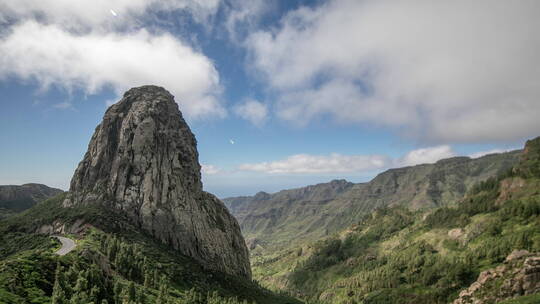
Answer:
0;183;63;218
248;137;540;303
224;150;521;248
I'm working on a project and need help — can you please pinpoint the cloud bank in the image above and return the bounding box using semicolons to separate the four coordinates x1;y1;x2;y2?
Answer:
0;0;227;118
0;21;224;118
239;153;389;174
247;0;540;142
238;145;460;175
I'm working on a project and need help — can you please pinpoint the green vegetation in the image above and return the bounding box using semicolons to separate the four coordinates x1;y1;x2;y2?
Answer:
0;184;63;219
2;138;539;303
516;138;540;179
250;145;540;303
0;207;18;219
0;195;301;304
498;293;540;304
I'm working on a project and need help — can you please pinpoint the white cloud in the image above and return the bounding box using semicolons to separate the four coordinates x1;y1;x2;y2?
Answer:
201;164;221;175
238;146;460;174
0;21;225;118
469;149;509;159
399;146;455;167
239;153;390;174
234;99;268;126
52;101;73;110
0;0;221;31
247;0;540;142
223;0;270;42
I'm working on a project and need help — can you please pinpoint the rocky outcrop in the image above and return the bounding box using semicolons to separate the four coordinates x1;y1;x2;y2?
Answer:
448;228;465;240
63;85;251;279
37;219;91;236
0;183;63;212
453;250;540;304
514;136;540;178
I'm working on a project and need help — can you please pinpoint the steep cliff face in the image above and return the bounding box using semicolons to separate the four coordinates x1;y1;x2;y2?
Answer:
63;85;251;279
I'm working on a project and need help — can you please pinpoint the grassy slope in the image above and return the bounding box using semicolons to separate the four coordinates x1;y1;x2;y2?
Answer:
0;194;301;304
251;173;540;304
499;293;540;304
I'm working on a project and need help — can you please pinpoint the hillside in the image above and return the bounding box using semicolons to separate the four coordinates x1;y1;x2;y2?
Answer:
0;184;63;219
224;151;521;248
0;195;299;304
248;137;540;303
0;86;301;304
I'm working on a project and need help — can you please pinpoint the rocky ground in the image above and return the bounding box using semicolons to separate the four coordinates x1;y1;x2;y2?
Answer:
454;250;540;304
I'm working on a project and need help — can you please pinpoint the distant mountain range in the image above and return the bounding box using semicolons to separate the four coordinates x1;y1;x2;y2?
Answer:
0;183;63;218
244;137;540;304
224;150;521;248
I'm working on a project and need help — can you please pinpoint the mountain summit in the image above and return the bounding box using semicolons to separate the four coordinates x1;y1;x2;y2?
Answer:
63;85;251;278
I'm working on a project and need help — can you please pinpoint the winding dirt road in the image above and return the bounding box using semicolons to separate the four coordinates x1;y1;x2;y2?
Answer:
53;236;76;256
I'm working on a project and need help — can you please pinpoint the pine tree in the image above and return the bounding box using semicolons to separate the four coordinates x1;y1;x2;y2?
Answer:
143;271;151;288
113;280;123;304
156;276;169;304
153;269;160;289
90;286;100;303
138;287;147;304
108;237;119;261
70;271;90;304
51;262;66;304
127;281;136;302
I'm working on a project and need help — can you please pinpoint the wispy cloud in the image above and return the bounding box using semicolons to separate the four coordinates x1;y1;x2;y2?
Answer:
52;101;73;110
0;0;221;32
234;99;268;126
222;0;270;43
399;145;455;167
468;149;511;159
201;164;222;175
238;145;461;175
239;153;390;174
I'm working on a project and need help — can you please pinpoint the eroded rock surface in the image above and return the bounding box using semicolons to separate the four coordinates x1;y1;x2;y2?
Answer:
63;85;251;278
453;250;540;304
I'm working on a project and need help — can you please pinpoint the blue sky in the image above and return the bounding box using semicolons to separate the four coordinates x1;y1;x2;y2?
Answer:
0;0;539;197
